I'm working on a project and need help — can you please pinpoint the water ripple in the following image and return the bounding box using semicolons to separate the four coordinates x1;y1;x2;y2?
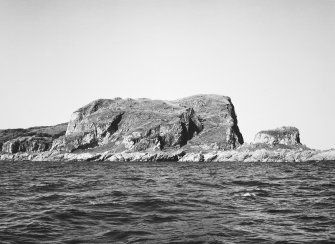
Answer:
0;160;334;243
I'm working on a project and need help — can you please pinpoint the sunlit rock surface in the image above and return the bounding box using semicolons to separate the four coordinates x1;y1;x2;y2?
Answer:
63;94;243;153
254;127;301;146
1;95;334;162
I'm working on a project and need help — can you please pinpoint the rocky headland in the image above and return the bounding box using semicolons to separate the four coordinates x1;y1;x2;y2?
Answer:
1;94;334;162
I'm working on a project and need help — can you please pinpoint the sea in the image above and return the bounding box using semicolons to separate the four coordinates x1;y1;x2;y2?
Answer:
0;160;334;244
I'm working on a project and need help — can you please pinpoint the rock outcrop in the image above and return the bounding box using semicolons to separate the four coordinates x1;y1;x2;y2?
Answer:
0;95;334;163
2;136;52;153
1;147;334;162
254;126;301;146
62;94;243;153
0;123;67;154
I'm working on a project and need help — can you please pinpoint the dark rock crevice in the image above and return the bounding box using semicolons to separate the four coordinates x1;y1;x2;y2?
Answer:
75;140;99;151
228;101;244;146
101;112;124;138
178;108;204;147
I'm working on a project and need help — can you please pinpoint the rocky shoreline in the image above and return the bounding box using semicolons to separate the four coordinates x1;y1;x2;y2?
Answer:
1;147;335;162
1;94;334;163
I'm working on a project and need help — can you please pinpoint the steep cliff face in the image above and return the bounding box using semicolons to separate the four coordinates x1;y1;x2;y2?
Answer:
254;127;300;146
62;95;243;153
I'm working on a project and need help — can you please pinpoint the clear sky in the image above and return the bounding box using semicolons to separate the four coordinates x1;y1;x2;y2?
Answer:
0;0;334;149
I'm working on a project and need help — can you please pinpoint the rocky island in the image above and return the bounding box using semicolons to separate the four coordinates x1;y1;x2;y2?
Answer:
1;94;334;162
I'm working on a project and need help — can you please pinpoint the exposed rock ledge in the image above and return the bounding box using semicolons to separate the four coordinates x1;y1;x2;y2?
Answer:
1;148;335;162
